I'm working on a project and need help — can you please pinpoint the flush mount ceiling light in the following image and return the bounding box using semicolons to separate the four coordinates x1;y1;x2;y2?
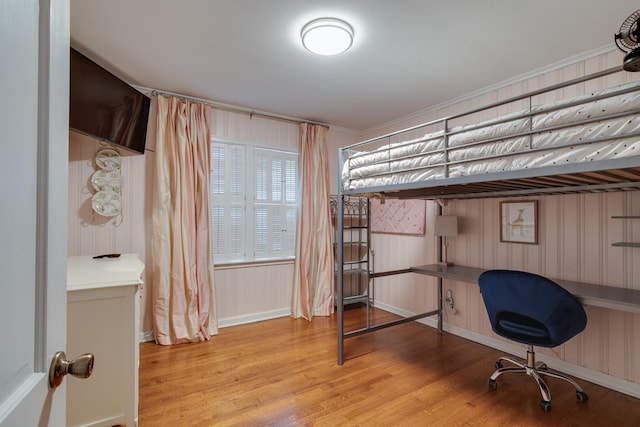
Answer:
301;18;354;56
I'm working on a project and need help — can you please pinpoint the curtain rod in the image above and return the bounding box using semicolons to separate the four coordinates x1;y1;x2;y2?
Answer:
143;86;330;129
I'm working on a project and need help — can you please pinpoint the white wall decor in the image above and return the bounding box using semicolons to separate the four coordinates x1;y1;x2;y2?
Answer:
91;147;123;221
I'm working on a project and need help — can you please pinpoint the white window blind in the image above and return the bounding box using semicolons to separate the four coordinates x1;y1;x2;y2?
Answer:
211;140;298;263
211;142;246;262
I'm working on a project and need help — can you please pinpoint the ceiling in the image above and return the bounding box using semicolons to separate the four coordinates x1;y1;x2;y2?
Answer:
71;1;636;131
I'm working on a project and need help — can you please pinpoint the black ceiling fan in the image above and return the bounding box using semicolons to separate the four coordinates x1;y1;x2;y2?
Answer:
615;10;640;71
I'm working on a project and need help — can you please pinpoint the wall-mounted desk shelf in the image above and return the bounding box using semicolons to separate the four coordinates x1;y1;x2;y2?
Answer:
411;264;640;314
611;215;640;248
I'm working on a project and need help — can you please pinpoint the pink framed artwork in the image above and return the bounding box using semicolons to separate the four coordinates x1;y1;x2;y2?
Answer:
370;199;426;235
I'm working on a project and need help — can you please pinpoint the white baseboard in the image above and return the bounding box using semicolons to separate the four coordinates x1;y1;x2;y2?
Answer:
138;308;292;343
373;301;640;399
139;330;155;343
218;308;291;328
82;415;125;427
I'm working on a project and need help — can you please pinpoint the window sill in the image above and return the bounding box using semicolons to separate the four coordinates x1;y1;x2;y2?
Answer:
214;258;295;270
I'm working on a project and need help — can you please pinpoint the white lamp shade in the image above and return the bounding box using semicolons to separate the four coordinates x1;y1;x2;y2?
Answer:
434;215;458;237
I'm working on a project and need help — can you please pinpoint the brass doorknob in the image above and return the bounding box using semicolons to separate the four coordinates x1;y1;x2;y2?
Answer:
48;351;94;389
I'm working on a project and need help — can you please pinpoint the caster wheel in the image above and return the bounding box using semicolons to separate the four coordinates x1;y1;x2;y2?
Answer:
576;391;589;402
539;400;552;412
488;379;497;390
538;363;548;371
495;361;503;370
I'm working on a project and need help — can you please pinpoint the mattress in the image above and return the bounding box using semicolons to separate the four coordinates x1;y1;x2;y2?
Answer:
342;81;640;191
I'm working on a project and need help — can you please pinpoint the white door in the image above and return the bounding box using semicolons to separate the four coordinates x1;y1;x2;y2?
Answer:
0;0;70;426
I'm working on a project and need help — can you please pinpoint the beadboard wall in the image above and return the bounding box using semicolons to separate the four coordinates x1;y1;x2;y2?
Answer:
209;110;358;327
362;50;640;392
371;193;640;390
67;105;358;337
68;131;153;338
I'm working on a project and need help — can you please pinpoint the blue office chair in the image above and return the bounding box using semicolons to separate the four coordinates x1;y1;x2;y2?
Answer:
478;269;589;411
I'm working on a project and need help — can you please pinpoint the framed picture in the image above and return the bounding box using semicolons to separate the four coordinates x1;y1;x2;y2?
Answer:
370;199;426;235
500;200;538;244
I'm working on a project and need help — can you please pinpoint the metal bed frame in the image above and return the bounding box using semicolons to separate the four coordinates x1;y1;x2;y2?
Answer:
335;66;640;365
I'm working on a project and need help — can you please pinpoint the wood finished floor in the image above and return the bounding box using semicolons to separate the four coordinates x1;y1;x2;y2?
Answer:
139;308;640;426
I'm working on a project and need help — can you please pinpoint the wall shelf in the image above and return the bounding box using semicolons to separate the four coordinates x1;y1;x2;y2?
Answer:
612;242;640;248
611;216;640;248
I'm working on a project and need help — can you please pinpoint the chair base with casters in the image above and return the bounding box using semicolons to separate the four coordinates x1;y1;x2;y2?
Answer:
478;269;590;412
486;344;588;412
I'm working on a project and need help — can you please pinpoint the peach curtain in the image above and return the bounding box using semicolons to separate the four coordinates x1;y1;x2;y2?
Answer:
152;95;218;345
292;123;334;320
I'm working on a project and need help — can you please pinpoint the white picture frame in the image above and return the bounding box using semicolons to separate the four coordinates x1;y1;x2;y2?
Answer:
500;200;538;244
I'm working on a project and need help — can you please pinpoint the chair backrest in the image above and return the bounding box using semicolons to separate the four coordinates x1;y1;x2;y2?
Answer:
478;269;587;347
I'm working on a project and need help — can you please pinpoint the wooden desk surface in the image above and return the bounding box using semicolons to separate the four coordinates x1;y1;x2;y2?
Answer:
410;264;640;314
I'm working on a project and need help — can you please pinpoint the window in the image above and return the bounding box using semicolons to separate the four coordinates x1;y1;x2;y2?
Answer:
211;140;298;263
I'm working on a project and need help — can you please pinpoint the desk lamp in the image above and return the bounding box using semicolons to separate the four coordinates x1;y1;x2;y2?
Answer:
434;215;458;266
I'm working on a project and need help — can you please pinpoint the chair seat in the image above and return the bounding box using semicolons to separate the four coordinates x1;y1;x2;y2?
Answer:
499;319;549;339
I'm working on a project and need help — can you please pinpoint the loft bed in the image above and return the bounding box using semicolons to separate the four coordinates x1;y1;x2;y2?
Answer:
335;66;640;365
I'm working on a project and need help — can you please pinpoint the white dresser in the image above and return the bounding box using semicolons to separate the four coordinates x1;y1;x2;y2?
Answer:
66;254;144;427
